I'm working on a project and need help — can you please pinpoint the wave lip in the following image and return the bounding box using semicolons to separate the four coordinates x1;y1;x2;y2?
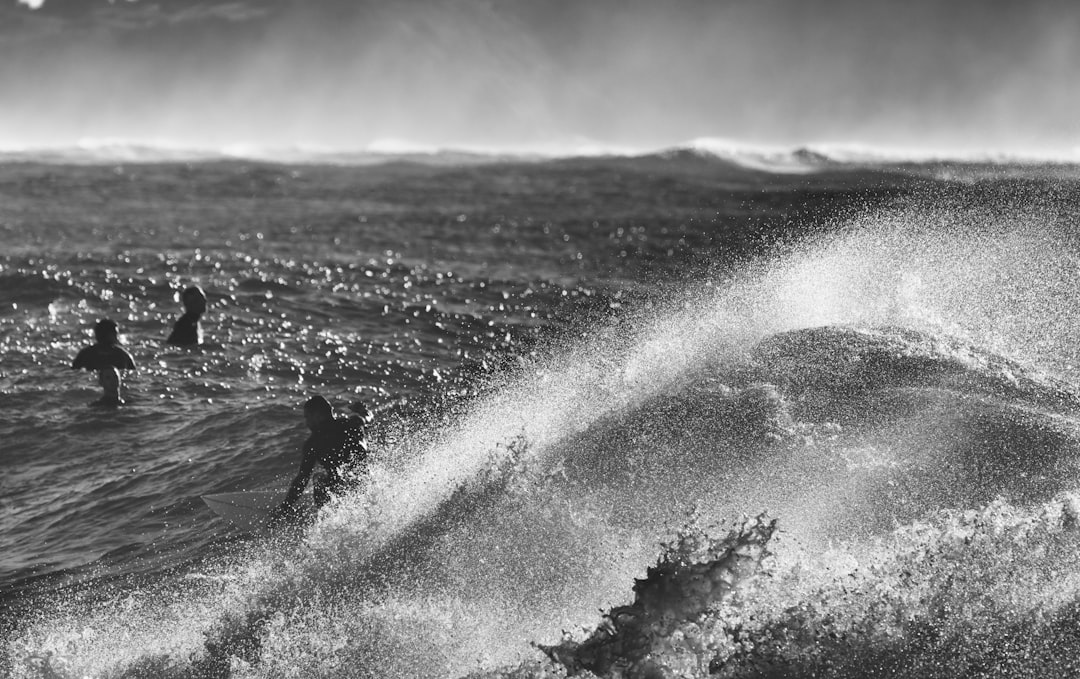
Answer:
749;325;1080;409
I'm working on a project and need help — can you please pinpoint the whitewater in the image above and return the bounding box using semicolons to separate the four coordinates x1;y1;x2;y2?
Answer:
3;150;1080;678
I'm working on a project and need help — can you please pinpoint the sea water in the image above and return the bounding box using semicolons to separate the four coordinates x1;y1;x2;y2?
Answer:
3;151;1080;678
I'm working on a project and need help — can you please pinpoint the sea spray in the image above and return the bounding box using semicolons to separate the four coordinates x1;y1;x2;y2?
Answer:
538;513;778;679
753;196;1080;370
476;494;1080;679
707;493;1080;678
184;432;646;679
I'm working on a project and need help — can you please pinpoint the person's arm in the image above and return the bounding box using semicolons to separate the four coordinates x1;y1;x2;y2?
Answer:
72;346;90;370
282;442;318;508
267;443;317;528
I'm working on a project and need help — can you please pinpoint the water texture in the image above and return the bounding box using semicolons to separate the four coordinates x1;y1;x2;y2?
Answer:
3;152;1080;678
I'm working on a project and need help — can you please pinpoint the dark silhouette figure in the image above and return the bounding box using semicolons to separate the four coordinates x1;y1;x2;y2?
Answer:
72;318;136;404
269;396;372;526
166;285;207;346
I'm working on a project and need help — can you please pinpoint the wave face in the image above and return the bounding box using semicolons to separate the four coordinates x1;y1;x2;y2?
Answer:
4;157;1080;678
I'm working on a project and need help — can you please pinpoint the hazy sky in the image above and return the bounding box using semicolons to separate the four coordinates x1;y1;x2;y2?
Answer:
2;0;1078;154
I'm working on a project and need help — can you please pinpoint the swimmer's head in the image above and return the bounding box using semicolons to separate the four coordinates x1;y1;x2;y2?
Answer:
93;319;119;345
181;285;207;314
98;366;122;403
303;395;334;430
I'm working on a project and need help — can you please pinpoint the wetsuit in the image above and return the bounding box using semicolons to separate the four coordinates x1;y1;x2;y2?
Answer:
72;343;136;372
166;313;202;346
282;416;370;509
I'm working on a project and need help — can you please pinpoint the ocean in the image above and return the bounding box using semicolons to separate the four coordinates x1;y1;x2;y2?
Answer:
4;147;1080;678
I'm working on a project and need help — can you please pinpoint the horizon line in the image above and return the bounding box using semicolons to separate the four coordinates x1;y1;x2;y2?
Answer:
2;136;1079;168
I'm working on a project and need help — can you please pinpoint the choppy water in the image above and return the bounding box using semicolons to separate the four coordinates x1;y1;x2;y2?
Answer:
4;152;1080;678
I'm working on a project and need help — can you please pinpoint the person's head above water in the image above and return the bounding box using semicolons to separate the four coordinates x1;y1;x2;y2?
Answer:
93;318;120;345
303;395;334;431
181;285;207;315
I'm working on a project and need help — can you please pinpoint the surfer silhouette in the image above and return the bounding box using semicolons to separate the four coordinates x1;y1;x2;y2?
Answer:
72;319;136;403
73;318;136;371
166;285;207;346
269;396;372;526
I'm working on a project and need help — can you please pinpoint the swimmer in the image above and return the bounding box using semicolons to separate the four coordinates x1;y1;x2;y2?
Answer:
166;285;207;346
269;396;372;526
73;318;135;406
72;318;137;372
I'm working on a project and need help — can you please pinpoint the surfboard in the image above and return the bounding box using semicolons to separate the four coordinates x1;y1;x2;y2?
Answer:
202;490;291;531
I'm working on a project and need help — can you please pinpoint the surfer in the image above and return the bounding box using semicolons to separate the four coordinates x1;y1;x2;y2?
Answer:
269;395;372;526
166;285;207;346
72;319;136;404
73;318;137;371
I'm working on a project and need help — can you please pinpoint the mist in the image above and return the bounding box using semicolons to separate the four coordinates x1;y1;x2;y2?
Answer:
2;0;1079;154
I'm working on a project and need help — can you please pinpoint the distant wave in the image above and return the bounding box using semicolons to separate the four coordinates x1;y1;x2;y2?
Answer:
3;137;1080;169
683;137;1080;172
0;140;522;167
